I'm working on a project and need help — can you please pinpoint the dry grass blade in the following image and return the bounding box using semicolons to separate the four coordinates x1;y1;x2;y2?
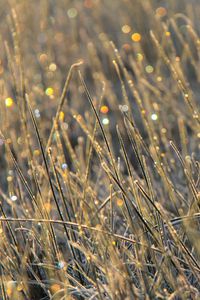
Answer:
0;1;200;299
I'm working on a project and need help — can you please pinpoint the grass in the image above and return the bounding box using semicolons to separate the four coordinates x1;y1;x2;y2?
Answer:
0;0;199;299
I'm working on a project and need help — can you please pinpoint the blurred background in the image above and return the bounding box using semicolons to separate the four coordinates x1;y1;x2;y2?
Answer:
0;0;199;189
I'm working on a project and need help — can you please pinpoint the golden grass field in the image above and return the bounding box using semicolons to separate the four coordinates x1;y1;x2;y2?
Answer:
0;0;199;299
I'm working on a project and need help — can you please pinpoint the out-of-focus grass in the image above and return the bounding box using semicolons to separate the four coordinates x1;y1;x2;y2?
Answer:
0;0;199;299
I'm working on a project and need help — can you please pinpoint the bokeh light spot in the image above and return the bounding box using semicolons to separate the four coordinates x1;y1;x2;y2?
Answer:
50;283;61;294
145;65;154;73
45;87;54;96
122;25;131;34
151;113;158;121
156;7;167;17
100;105;109;114
67;8;78;18
157;76;162;82
102;118;109;125
131;33;141;42
5;97;13;107
49;63;57;71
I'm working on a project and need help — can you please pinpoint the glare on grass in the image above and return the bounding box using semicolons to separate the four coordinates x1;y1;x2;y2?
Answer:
7;176;12;182
141;109;146;115
59;111;65;121
136;52;143;61
161;128;167;134
34;109;40;118
16;283;23;292
119;104;129;112
117;199;123;207
11;195;17;201
50;283;62;294
165;31;171;37
33;149;40;156
44;202;51;213
57;261;65;269
61;163;68;170
6;287;12;298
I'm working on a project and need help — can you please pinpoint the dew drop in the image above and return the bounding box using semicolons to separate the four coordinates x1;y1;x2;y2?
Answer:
11;195;17;202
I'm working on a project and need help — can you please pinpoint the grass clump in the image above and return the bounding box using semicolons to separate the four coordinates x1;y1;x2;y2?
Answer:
0;0;199;299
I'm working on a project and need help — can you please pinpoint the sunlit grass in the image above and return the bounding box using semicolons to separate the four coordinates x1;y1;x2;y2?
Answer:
0;0;199;299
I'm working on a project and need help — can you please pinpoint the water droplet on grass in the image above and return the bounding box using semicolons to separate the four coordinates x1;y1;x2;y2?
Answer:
11;195;17;202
